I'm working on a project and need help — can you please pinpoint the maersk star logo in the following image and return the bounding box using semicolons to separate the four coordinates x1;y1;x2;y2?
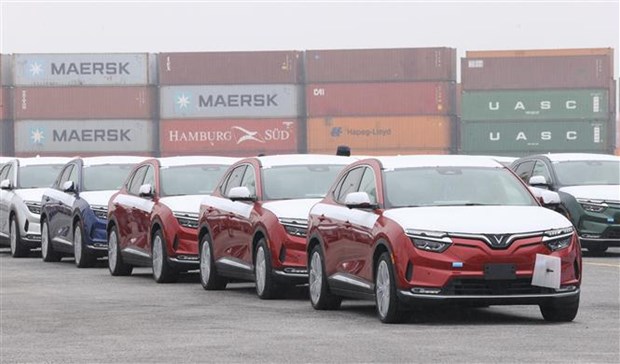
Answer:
30;128;46;144
28;61;44;77
175;93;191;109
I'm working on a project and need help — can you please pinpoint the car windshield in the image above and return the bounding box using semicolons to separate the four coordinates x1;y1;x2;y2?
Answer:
18;165;64;188
82;164;136;191
263;164;346;200
384;167;537;208
160;165;228;197
553;160;620;186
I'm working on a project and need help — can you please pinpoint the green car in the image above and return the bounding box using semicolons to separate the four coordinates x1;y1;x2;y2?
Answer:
511;153;620;254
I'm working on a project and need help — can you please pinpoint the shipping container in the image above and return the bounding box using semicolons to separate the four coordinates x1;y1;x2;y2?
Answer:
14;119;155;154
307;146;450;156
160;85;301;119
0;87;10;120
461;89;609;121
0;121;13;156
158;51;302;85
13;53;149;86
305;47;456;83
306;82;455;117
461;55;613;90
14;151;155;158
160;118;299;156
459;119;611;154
306;116;452;154
466;48;614;59
14;86;155;119
1;54;11;86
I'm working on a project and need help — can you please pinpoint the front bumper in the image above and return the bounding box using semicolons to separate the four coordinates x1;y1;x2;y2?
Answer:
273;267;308;285
20;213;41;246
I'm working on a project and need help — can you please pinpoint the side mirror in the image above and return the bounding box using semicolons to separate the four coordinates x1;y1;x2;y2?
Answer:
62;180;76;193
530;187;561;206
344;191;377;209
139;183;154;198
0;179;12;190
228;186;255;201
529;175;548;187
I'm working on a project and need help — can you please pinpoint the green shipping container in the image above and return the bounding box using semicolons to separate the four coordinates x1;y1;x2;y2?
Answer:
462;89;608;121
460;119;610;153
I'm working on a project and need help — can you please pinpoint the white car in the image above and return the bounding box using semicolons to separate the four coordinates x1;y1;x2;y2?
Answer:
0;157;71;256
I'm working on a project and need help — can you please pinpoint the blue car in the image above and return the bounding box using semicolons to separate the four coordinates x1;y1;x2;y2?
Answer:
40;156;147;267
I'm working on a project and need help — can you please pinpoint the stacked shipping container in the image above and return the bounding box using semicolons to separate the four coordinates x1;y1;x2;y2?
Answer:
158;51;303;157
0;54;11;156
11;53;156;157
304;48;457;155
459;48;616;155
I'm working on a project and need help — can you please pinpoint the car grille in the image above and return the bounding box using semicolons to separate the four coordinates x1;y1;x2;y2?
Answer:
603;227;620;239
442;278;555;296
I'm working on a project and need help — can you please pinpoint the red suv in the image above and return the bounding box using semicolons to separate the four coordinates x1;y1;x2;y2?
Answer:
197;154;356;298
107;156;237;283
307;155;582;323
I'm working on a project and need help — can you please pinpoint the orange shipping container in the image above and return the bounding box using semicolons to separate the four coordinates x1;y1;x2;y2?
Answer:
306;116;452;154
466;48;614;58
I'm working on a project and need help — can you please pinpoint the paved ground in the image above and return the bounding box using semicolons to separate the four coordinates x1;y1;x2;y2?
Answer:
1;248;619;363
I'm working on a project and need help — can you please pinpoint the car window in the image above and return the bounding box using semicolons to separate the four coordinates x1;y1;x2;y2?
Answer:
553;160;620;186
82;164;136;191
358;167;378;204
513;161;535;183
0;165;9;181
128;166;148;195
160;164;228;197
335;167;364;203
262;164;348;201
143;165;155;189
18;164;65;189
57;165;73;187
240;166;256;196
222;165;247;196
532;160;553;184
68;164;79;188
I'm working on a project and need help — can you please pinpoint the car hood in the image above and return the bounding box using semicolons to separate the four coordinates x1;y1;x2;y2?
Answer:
383;206;571;234
159;195;205;214
14;188;48;202
559;185;620;203
79;190;118;207
262;199;321;220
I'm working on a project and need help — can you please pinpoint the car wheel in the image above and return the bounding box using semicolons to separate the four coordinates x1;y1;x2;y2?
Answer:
9;216;28;258
540;295;580;322
587;246;608;255
375;252;407;324
308;244;341;310
74;222;95;268
41;220;61;262
152;229;178;283
255;238;279;299
108;225;132;276
199;233;227;290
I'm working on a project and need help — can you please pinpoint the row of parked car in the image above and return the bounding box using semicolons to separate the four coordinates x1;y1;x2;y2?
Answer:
1;152;619;323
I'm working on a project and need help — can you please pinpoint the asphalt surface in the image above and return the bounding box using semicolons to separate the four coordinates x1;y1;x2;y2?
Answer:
1;248;619;364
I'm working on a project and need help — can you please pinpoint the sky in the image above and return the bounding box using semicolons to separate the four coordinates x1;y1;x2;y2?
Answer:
0;0;619;78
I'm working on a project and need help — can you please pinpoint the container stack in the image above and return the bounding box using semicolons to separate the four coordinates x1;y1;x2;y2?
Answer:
304;48;457;156
0;54;12;156
459;48;616;156
11;53;156;157
158;51;303;157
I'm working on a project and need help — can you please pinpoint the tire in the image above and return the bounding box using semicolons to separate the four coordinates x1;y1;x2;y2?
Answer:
199;234;227;290
152;229;178;283
74;222;96;268
254;238;279;299
308;244;341;310
41;220;61;262
108;225;132;276
375;252;407;324
540;295;580;322
10;216;28;258
587;246;608;255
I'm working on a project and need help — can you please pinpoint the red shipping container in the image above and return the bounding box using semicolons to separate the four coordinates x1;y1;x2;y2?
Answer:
160;119;299;156
14;86;155;119
461;55;613;90
306;82;455;117
14;151;154;158
159;51;302;85
305;47;456;83
0;87;9;120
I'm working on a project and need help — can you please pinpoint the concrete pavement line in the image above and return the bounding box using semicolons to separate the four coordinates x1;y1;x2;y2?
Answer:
583;262;620;268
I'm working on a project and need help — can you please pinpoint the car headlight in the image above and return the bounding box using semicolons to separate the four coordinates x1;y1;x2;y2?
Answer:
577;198;608;213
279;218;308;237
91;205;108;220
173;212;199;229
25;201;41;215
542;227;574;251
406;229;452;253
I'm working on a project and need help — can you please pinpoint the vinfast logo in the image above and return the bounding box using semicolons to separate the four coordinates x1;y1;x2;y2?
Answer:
175;92;192;110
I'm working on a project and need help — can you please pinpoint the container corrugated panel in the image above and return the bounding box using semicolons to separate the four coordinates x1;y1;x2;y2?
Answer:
0;121;13;156
14;119;155;154
307;146;450;156
1;54;11;86
15;151;155;158
306;116;452;153
160;85;301;119
160;119;299;156
461;55;613;90
466;48;614;58
0;87;10;120
13;53;149;86
158;51;302;85
14;86;155;119
305;48;456;83
461;89;609;121
459;119;611;153
306;82;455;117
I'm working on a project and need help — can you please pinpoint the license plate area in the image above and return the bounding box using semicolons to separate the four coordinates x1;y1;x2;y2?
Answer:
484;263;516;280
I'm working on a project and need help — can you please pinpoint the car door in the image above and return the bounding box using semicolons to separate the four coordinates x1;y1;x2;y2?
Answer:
46;164;75;246
236;164;257;265
134;164;156;257
56;163;79;247
114;165;147;251
0;163;13;238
